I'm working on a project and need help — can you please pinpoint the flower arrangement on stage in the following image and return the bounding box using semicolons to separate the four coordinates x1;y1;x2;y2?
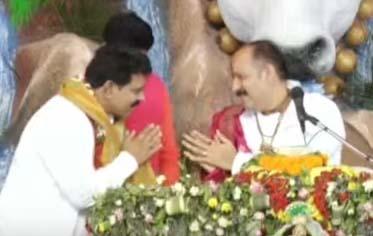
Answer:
87;163;373;236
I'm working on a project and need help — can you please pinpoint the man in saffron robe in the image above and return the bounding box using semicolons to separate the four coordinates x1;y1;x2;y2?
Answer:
0;46;161;236
183;41;345;178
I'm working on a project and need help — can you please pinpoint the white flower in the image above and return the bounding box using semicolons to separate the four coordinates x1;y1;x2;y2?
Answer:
172;182;186;195
363;179;373;193
250;181;265;194
331;201;339;209
189;220;200;232
185;174;191;179
255;229;263;236
233;186;242;200
240;208;248;216
363;202;373;212
114;208;124;221
115;199;122;207
109;215;116;226
287;191;296;198
327;182;337;198
253;211;265;221
198;215;207;223
189;186;200;196
218;217;230;228
140;205;146;214
289;179;296;186
145;214;154;223
163;225;169;233
131;212;137;218
156;175;167;185
216;228;225;236
154;198;165;207
335;230;346;236
96;127;105;138
347;208;354;215
209;181;220;192
204;224;213;231
139;184;145;189
298;188;309;200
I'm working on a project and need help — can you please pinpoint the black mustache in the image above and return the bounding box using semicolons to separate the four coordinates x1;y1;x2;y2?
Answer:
131;100;141;108
235;90;248;97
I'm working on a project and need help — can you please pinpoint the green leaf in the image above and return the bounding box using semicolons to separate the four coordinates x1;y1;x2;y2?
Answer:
9;0;49;27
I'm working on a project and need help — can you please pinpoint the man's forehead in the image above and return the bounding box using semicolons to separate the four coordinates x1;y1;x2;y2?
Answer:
233;46;255;64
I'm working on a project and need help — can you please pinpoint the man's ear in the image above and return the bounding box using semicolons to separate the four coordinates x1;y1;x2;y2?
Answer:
101;80;115;97
262;63;277;82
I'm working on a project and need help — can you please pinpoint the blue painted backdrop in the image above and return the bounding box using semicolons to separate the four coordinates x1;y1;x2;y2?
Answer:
0;2;17;190
126;0;170;85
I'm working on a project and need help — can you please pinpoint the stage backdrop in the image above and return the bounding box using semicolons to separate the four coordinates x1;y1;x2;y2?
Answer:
0;2;17;190
126;0;170;84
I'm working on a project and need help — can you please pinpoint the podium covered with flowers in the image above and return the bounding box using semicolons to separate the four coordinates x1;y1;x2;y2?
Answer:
87;154;373;236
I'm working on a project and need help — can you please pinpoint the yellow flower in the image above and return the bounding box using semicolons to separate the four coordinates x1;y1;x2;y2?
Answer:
257;171;267;180
221;202;233;213
268;170;280;176
226;177;233;182
208;198;218;209
310;205;324;222
340;166;356;177
348;182;358;191
98;222;106;233
245;166;263;173
277;210;290;223
309;167;332;184
314;211;324;222
326;222;333;231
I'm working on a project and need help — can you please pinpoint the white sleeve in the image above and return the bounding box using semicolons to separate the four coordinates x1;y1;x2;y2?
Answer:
231;151;255;175
305;94;345;165
35;97;138;210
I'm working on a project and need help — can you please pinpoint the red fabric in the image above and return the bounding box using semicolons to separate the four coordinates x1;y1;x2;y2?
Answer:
203;104;250;183
125;74;180;186
90;120;103;169
93;142;103;169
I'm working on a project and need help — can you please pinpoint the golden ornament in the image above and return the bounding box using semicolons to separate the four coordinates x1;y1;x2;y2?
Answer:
358;0;373;20
217;28;241;54
207;1;224;26
346;21;369;47
321;75;345;96
335;49;357;74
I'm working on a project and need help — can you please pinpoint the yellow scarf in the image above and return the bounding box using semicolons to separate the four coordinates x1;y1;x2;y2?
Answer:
59;78;156;185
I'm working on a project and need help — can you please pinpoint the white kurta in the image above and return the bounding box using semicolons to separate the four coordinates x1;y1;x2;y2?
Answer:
232;92;345;174
0;96;139;236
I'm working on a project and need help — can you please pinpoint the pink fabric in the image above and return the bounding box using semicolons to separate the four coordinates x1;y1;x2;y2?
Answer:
125;74;180;185
203;105;251;183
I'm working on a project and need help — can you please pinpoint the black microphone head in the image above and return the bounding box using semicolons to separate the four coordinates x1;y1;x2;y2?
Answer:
290;87;304;99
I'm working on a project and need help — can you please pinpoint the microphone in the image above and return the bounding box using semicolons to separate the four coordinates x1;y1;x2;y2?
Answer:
290;87;306;135
291;87;373;163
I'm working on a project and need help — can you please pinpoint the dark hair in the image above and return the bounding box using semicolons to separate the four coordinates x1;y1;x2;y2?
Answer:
249;40;288;80
103;11;154;51
85;45;151;89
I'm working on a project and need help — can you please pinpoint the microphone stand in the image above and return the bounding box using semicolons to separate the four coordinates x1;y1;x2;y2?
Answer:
306;115;373;163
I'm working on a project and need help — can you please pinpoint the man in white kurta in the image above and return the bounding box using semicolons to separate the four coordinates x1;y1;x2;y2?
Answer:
182;41;345;175
0;46;161;236
232;89;345;174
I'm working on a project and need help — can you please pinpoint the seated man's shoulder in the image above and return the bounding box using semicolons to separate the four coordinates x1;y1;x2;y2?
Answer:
304;92;340;113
